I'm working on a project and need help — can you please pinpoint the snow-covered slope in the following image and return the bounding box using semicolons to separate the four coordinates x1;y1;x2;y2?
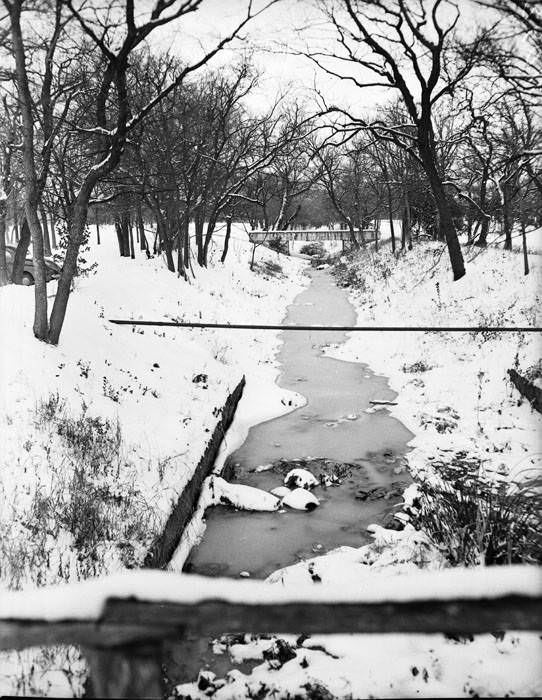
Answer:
0;224;307;589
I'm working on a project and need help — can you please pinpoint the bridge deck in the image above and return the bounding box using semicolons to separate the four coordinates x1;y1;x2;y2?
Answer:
249;229;376;242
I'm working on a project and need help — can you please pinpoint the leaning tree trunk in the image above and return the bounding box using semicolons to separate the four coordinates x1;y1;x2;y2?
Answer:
48;196;89;344
419;141;465;280
202;215;217;266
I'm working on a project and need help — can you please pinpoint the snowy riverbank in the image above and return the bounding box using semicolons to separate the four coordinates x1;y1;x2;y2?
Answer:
0;224;307;694
176;242;542;699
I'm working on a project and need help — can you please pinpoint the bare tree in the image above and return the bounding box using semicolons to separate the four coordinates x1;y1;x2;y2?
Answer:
3;0;274;343
308;0;496;279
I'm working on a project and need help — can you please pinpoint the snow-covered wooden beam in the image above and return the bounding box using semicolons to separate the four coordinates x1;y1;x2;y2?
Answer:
0;566;540;647
249;229;376;242
1;567;540;698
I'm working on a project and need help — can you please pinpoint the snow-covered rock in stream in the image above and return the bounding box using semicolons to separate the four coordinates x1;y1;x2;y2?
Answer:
270;486;291;499
282;487;320;511
284;468;319;490
207;476;280;512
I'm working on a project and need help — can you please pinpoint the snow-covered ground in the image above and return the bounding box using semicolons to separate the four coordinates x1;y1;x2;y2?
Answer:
1;230;541;698
0;223;307;694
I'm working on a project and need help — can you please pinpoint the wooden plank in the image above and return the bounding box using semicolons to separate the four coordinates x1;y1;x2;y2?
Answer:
0;594;540;654
508;368;542;414
101;595;542;636
84;643;165;699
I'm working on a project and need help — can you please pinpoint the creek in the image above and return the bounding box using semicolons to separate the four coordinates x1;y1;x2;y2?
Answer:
185;268;414;579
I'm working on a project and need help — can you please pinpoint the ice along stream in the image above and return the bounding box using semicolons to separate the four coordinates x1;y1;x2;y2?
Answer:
185;268;414;579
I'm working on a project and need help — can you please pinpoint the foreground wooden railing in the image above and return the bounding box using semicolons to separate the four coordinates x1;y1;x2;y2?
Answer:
0;566;540;697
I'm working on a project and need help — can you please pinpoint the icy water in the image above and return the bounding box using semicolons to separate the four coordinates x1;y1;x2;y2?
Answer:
185;269;414;579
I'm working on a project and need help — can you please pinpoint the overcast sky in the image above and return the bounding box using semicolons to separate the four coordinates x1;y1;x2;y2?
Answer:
147;0;501;117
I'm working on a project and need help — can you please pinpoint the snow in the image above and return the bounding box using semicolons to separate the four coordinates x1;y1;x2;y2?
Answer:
0;223;306;693
1;231;541;697
204;476;280;512
282;487;320;511
283;468;319;490
177;631;542;699
328;243;542;486
0;223;306;590
0;564;539;622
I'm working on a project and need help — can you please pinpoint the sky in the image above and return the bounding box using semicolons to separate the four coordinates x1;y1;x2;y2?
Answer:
147;0;373;114
145;0;504;117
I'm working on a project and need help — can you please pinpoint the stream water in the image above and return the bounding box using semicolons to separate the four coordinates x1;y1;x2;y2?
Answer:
185;269;414;579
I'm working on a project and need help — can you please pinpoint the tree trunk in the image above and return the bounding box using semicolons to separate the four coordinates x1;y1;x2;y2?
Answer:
475;216;490;247
137;204;148;252
195;213;205;267
183;215;190;271
10;0;48;339
96;209;101;245
11;218;31;284
156;211;175;272
50;210;57;249
221;215;232;263
115;215;129;257
202;216;217;266
128;213;135;259
502;182;513;251
0;201;9;286
418;141;465;280
387;185;396;253
40;204;51;256
48;197;88;345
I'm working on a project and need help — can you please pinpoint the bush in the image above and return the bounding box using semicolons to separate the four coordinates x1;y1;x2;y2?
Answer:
253;260;284;279
266;237;289;255
402;360;432;373
411;454;542;566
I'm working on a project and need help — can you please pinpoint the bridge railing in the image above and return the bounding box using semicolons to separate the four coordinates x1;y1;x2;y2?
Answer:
0;566;540;698
249;229;376;243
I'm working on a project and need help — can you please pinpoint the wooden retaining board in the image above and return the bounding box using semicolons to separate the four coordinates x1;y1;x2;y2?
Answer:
143;376;246;568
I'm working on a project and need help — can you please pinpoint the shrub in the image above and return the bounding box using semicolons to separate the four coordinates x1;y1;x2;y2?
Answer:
411;454;542;566
253;260;284;279
266;237;289;255
402;360;432;373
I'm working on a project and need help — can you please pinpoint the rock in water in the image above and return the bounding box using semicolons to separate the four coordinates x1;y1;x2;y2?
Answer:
284;468;319;490
282;488;320;511
208;476;280;511
270;486;291;499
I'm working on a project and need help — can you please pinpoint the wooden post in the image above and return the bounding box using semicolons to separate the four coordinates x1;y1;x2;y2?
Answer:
84;642;165;699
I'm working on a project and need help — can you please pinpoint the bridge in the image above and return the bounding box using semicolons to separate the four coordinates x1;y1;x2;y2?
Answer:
249;228;376;246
